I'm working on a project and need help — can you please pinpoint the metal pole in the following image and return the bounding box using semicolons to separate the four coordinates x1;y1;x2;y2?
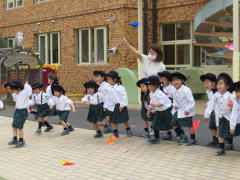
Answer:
138;0;143;104
233;0;239;81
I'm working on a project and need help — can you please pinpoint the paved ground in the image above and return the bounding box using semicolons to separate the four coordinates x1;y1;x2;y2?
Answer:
1;116;240;180
1;106;240;151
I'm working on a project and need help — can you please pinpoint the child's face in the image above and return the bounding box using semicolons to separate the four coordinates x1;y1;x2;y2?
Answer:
235;91;240;98
217;79;228;94
95;75;104;84
54;91;61;97
48;78;54;85
33;88;41;94
203;80;215;91
140;83;148;93
160;77;168;86
87;88;94;95
107;77;115;85
6;86;12;93
147;84;157;92
172;78;183;89
13;89;20;94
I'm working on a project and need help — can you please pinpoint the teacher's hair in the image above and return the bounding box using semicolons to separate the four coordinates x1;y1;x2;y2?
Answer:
149;44;163;62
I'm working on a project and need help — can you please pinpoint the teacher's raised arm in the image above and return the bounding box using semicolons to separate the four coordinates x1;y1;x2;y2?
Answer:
122;38;165;78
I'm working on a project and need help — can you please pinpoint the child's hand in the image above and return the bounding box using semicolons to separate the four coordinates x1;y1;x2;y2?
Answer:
230;129;235;135
204;117;209;121
82;101;87;104
72;108;76;113
174;106;178;110
119;106;124;112
184;111;189;116
103;108;107;112
122;38;128;46
0;107;3;111
49;106;53;110
227;101;233;109
146;111;151;118
150;104;155;108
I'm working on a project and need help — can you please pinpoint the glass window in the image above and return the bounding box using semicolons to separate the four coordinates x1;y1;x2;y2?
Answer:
176;44;190;64
7;38;14;48
6;0;23;9
81;29;90;63
162;24;175;41
163;45;175;65
51;33;60;64
176;22;190;40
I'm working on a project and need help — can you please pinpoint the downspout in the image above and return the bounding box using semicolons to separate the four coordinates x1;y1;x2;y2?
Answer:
152;0;158;44
143;0;148;54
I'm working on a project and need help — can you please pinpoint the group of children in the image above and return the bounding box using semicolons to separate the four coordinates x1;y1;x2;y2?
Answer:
2;69;240;156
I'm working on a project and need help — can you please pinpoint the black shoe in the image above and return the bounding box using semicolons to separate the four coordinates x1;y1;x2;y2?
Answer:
225;143;234;151
113;132;119;138
8;139;18;145
94;132;103;138
126;129;133;137
142;131;150;138
45;125;53;132
68;126;74;132
148;136;160;144
186;139;197;146
162;133;173;140
182;135;188;143
206;140;218;147
15;141;25;148
61;129;69;136
216;149;225;156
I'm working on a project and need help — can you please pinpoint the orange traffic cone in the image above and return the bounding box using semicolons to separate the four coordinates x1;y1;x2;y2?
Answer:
193;120;200;133
107;134;118;144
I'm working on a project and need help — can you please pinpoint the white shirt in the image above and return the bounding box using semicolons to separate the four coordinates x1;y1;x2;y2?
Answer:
230;97;240;130
52;95;73;111
205;91;235;126
46;85;53;97
172;85;195;118
13;83;32;109
163;84;176;99
29;91;52;106
106;84;128;112
149;88;171;112
98;81;111;108
141;54;166;78
0;100;3;109
82;92;104;105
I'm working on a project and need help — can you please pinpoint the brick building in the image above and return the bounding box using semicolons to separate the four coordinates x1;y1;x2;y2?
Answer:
0;0;232;96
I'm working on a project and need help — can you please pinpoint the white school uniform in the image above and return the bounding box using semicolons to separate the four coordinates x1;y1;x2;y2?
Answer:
172;85;195;118
163;84;176;99
13;83;32;109
51;95;73;111
230;97;240;130
204;91;235;126
82;92;104;105
149;88;171;112
98;81;111;108
0;100;3;109
29;91;52;106
105;84;128;112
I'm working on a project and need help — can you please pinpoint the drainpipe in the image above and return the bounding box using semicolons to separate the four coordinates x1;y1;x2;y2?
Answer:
143;0;148;54
138;0;143;103
152;0;157;43
233;0;239;81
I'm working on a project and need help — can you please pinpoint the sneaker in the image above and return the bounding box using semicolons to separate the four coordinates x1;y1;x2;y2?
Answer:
61;129;69;136
148;136;160;144
182;135;188;143
225;143;234;151
142;131;150;138
206;140;218;147
8;139;18;145
103;124;113;134
126;129;133;137
35;128;41;134
113;132;119;138
216;149;225;156
15;141;25;148
45;125;53;132
68;126;74;132
176;136;182;145
94;132;103;138
185;139;197;146
162;133;173;140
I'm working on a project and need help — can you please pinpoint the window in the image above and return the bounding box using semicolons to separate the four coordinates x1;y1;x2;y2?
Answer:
7;38;15;48
35;32;61;64
6;0;23;10
35;0;50;4
161;22;192;68
76;27;108;64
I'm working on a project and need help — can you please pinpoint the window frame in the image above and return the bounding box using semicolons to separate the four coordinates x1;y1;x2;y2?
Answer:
7;37;15;48
38;34;49;64
35;0;50;4
6;0;23;10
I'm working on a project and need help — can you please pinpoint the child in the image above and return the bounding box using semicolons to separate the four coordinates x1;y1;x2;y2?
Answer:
29;83;53;134
136;78;152;138
204;73;234;156
171;72;196;146
8;80;32;148
200;73;218;147
46;73;74;131
158;71;175;140
82;80;105;138
146;76;172;144
230;81;240;138
51;84;76;136
106;71;132;138
93;70;112;133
